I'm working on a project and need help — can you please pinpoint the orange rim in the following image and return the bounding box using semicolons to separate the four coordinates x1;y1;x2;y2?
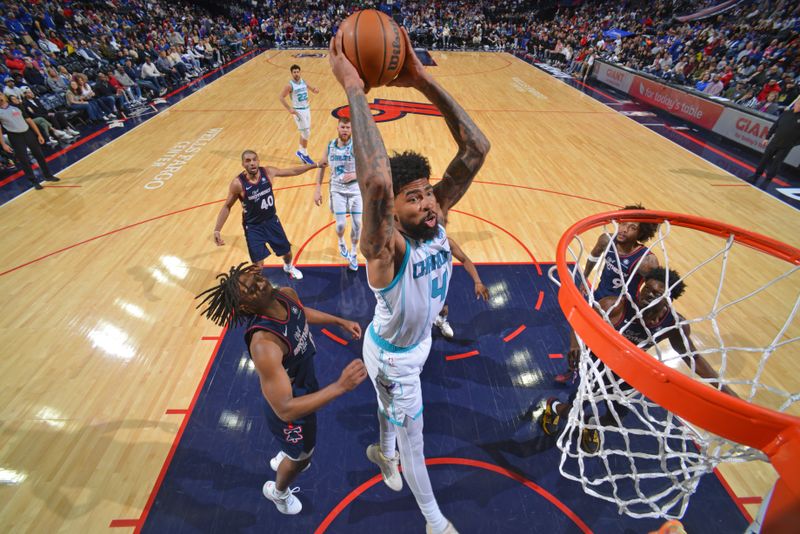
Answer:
555;210;800;497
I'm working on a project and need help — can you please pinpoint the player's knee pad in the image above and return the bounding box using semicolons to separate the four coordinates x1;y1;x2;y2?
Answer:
350;213;362;239
299;128;310;141
335;213;347;236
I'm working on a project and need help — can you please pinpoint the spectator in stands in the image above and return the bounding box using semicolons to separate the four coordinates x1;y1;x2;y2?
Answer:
94;72;125;116
111;65;144;104
778;77;799;107
19;87;78;139
758;79;783;102
4;78;27;99
66;79;103;123
756;92;782;116
141;57;168;93
22;59;46;92
695;73;712;92
44;67;69;94
76;74;118;120
125;59;162;97
705;74;725;97
156;51;183;85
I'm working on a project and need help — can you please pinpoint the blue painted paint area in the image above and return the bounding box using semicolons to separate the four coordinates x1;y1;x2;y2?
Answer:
142;265;747;533
515;53;800;210
0;50;262;206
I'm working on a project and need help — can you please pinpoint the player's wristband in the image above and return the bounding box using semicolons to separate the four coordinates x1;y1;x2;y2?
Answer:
587;254;600;262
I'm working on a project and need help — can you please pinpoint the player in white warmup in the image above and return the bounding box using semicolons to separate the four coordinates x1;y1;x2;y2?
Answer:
330;30;490;534
279;64;319;164
313;116;362;271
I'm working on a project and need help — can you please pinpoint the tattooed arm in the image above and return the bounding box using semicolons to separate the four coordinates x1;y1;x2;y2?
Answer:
329;34;402;289
389;29;490;221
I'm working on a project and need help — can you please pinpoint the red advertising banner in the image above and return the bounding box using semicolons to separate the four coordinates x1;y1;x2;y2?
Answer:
630;76;725;130
592;61;800;168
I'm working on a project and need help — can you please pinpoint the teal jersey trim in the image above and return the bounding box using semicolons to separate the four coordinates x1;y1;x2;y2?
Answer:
368;322;419;353
378;236;410;294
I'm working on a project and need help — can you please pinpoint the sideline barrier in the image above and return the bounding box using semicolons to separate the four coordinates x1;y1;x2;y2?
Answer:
592;59;800;168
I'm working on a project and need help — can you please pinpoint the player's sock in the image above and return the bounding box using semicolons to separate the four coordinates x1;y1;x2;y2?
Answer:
338;237;346;248
397;414;447;531
379;410;397;458
298;145;308;155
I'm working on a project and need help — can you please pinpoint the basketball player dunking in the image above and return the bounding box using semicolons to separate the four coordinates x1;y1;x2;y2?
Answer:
279;64;319;165
329;29;490;534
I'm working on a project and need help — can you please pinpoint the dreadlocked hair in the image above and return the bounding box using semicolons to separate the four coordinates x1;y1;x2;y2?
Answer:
195;262;250;327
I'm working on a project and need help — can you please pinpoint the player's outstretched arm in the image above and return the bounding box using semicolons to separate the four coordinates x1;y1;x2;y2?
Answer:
313;152;329;206
269;161;325;178
387;29;490;217
329;35;396;267
281;288;361;338
213;179;242;246
449;237;489;300
584;233;610;278
668;324;738;397
304;306;362;339
250;333;366;422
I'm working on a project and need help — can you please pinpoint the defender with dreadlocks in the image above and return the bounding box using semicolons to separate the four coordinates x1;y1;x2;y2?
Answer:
196;263;367;515
330;28;489;534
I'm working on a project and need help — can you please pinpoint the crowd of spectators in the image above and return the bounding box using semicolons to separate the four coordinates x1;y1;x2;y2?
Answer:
228;0;798;118
520;0;799;117
3;0;796;176
1;0;260;172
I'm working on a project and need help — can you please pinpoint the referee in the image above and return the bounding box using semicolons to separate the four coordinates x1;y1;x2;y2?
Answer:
747;98;800;184
0;93;60;190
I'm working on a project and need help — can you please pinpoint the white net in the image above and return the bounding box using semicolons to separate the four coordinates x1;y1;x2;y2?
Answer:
549;215;800;520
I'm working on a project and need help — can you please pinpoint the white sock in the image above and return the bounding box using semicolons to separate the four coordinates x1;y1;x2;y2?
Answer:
379;410;397;458
397;414;446;531
283;263;292;271
338;236;345;247
351;244;358;256
299;145;307;155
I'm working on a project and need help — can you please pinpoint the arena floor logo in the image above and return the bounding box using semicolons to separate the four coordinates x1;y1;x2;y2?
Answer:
292;53;327;58
331;98;442;122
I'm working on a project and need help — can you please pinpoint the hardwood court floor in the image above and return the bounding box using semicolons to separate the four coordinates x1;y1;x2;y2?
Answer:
0;50;797;531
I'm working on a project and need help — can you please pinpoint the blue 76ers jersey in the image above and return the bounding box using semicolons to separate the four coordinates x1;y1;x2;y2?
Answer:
245;291;318;396
594;243;653;300
238;167;276;226
613;300;677;350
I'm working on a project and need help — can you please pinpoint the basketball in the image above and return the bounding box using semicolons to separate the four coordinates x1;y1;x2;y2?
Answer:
337;9;407;89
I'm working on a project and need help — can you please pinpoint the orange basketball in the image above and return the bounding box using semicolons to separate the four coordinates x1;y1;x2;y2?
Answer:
337;9;406;89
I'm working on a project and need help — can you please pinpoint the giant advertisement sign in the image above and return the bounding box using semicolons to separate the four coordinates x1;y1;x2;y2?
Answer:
595;64;634;93
595;61;800;167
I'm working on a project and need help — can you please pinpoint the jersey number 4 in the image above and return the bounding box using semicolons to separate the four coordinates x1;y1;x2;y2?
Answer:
431;271;448;302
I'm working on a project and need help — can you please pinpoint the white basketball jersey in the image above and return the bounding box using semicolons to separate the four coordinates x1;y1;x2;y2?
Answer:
368;226;452;349
327;138;358;194
290;79;309;109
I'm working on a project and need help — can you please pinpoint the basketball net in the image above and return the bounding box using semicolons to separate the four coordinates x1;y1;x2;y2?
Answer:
550;210;800;526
